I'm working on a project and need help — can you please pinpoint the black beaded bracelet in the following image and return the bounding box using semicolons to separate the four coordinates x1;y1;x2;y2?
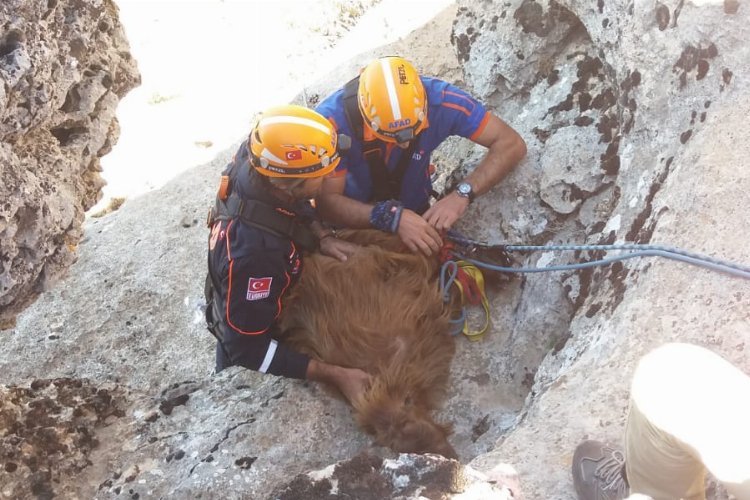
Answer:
370;200;403;233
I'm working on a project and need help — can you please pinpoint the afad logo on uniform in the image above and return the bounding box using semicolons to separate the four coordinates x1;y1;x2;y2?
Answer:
388;118;411;129
247;277;273;301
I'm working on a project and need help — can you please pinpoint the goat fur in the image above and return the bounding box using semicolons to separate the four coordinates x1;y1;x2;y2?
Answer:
279;229;458;459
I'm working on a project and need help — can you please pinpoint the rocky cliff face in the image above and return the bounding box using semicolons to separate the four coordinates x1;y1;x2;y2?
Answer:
0;0;140;328
1;0;748;498
450;0;749;496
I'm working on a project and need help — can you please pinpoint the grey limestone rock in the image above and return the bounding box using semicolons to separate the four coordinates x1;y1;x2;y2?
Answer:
1;0;749;498
0;0;140;327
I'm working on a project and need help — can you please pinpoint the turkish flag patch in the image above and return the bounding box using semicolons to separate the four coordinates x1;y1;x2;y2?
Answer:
285;150;302;161
247;277;273;301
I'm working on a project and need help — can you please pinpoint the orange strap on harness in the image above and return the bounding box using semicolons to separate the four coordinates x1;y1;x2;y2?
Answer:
218;175;230;201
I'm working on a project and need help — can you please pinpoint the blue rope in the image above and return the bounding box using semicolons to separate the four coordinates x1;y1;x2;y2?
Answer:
445;232;750;280
505;243;750;275
439;260;458;300
440;260;466;336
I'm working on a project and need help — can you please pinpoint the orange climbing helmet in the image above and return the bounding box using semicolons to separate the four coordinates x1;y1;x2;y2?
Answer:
249;105;341;178
357;56;428;144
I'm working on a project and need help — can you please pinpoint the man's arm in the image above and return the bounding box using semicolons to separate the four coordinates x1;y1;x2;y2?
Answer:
317;176;443;256
216;240;314;379
316;176;371;227
423;114;527;231
309;218;359;262
223;327;370;403
219;244;370;398
223;332;310;379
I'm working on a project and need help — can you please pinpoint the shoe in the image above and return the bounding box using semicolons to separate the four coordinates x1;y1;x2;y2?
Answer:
572;440;629;500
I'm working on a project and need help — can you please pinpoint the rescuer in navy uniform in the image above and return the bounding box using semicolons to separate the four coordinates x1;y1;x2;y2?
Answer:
205;105;367;403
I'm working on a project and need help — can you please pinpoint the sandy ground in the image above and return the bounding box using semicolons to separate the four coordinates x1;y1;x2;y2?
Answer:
93;0;454;213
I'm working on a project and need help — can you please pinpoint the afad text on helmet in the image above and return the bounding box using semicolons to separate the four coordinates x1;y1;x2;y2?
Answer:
388;118;411;129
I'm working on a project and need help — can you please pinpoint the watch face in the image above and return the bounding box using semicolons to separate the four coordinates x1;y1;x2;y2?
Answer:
457;183;471;196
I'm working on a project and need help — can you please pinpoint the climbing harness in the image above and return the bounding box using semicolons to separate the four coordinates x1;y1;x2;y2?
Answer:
204;155;320;355
206;153;320;253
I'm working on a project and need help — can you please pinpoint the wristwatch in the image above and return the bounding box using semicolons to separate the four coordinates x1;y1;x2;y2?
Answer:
455;181;475;203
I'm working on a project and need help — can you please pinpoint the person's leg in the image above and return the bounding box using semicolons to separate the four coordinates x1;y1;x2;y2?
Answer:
625;396;706;499
626;343;750;500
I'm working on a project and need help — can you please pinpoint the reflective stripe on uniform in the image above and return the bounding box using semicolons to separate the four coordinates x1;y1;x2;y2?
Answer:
259;339;278;373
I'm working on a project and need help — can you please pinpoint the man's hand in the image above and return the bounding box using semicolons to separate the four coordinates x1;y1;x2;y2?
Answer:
397;209;443;256
319;236;359;262
423;192;470;232
306;359;371;404
335;366;371;405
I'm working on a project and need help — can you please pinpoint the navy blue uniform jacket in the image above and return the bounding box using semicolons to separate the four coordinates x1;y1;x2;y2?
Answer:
207;142;310;379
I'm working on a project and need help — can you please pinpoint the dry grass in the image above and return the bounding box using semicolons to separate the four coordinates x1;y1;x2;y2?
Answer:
148;92;178;105
90;196;126;218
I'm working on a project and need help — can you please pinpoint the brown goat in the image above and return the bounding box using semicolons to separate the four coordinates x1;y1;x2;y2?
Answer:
279;229;458;459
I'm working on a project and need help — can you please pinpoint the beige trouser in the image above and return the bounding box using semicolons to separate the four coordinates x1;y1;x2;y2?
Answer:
625;343;750;500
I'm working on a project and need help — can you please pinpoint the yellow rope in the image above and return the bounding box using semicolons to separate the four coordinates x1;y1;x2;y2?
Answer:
451;260;491;341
